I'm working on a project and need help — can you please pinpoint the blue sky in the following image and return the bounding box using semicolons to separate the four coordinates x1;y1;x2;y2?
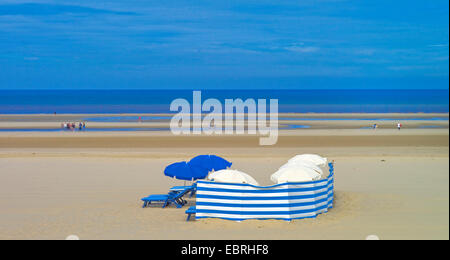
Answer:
0;0;448;89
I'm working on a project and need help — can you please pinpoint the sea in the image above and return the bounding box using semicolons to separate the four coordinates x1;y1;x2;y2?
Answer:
0;89;448;114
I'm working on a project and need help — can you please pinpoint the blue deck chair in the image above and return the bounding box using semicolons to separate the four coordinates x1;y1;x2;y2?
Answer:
141;186;194;208
169;183;197;198
185;206;196;221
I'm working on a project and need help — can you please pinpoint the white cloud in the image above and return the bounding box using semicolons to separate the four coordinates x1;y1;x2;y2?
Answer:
428;44;449;48
23;57;39;61
285;46;319;53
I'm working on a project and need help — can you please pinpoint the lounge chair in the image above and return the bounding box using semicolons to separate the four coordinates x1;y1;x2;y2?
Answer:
185;206;196;221
170;183;197;198
141;186;193;208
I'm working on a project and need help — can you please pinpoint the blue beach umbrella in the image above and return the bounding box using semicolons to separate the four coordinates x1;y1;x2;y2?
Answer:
189;155;232;172
164;161;209;181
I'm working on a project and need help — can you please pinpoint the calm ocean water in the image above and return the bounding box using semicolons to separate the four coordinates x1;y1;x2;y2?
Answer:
0;89;448;114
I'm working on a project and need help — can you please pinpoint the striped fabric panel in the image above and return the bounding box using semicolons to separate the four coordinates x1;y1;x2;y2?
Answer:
195;172;334;221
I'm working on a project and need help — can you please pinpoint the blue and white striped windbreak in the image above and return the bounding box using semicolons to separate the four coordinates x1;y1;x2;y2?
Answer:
195;167;334;221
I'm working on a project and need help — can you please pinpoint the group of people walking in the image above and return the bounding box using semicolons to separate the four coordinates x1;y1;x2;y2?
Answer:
61;122;86;131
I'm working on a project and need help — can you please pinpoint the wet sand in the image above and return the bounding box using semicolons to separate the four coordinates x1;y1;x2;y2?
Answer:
0;131;448;148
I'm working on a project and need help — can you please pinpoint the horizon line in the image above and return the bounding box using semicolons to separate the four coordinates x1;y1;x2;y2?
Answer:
0;88;448;91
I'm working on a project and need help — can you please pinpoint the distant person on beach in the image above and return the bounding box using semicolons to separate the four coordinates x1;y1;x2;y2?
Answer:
79;122;83;131
83;122;86;130
373;124;378;129
397;123;402;130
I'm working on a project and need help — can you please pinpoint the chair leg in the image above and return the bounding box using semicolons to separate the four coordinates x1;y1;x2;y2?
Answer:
173;199;183;208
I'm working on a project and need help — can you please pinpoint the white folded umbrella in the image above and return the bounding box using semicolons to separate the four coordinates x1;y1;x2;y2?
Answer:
271;166;321;184
288;154;328;167
208;169;259;186
279;161;324;177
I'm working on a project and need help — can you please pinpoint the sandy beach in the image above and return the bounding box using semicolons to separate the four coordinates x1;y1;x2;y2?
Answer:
0;113;448;240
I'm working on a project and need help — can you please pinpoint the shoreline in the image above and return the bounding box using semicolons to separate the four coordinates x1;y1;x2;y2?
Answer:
0;113;448;131
1;112;449;117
